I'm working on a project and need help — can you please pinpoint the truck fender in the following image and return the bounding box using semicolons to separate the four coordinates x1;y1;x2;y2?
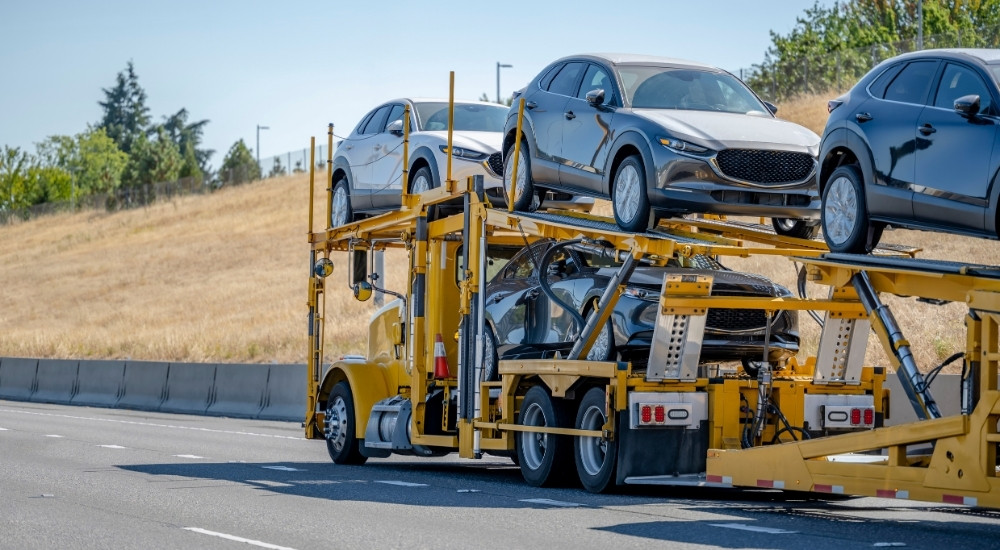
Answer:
319;359;391;439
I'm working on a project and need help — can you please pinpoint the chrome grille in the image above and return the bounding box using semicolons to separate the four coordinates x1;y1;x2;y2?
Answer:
486;152;504;177
715;149;813;184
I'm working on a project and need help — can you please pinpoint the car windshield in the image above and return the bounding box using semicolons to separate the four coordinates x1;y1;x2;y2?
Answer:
619;65;768;114
415;102;508;132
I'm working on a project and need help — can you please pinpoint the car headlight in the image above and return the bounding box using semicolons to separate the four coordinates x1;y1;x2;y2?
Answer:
658;136;709;154
439;145;489;161
623;287;658;301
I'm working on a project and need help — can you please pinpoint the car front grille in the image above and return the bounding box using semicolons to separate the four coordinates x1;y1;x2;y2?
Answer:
707;307;768;332
486;152;504;177
715;149;814;184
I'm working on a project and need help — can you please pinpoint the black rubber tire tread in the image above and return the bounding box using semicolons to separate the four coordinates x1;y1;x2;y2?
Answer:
821;164;883;253
574;387;619;493
325;381;368;465
504;142;537;212
515;385;574;487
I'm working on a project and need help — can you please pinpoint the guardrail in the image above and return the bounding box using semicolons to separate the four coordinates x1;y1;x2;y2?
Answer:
0;357;306;422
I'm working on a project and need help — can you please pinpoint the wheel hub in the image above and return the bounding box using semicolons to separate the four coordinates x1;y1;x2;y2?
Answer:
824;176;858;245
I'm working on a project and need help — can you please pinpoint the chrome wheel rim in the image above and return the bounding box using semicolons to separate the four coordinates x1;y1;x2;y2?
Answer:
331;186;349;227
412;173;430;194
824;175;858;246
519;402;547;471
504;150;527;203
586;323;611;361
483;330;496;379
324;395;348;452
576;403;607;476
614;164;642;224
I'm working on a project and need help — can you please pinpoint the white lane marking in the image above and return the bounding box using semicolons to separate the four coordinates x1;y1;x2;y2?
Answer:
184;527;298;550
173;454;205;459
45;434;63;438
262;466;302;472
0;427;8;431
519;498;582;507
709;523;797;534
873;544;907;548
1;409;303;440
457;489;480;493
375;480;428;487
97;444;127;449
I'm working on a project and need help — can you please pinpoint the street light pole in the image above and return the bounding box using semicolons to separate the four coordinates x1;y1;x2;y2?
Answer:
496;62;512;104
256;124;270;179
917;0;924;50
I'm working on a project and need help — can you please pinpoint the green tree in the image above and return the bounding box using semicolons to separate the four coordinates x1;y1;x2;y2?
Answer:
123;126;183;189
97;61;151;154
219;139;259;184
75;127;129;195
0;146;32;210
162;108;213;178
268;156;286;178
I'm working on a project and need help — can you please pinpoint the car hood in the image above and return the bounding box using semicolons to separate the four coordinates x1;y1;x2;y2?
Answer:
419;131;503;154
631;109;819;152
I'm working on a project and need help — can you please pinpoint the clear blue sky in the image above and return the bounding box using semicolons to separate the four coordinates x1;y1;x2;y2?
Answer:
0;0;830;169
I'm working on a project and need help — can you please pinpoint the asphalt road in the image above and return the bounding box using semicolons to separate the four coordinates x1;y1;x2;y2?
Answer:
3;399;1000;550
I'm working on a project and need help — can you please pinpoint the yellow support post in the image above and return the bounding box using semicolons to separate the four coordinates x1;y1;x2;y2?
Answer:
446;71;455;188
403;105;410;200
326;123;334;229
308;136;315;235
508;97;526;212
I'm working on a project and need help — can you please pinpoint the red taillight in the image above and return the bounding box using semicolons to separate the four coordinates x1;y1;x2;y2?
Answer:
641;405;652;424
864;408;874;425
827;99;844;113
654;405;666;424
850;408;862;425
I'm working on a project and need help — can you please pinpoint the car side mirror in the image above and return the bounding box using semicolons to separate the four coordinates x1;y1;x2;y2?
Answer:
386;119;404;136
954;94;980;116
764;101;778;115
585;89;605;106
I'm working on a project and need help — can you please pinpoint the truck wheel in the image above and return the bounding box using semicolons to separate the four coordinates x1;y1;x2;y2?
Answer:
516;385;572;486
574;387;618;493
325;381;367;465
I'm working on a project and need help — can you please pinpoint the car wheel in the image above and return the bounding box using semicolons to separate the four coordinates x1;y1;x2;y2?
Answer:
324;381;367;465
821;165;883;253
331;178;353;228
583;305;615;362
409;166;435;194
574;387;618;493
772;218;820;239
503;142;539;212
612;155;653;232
516;385;573;487
482;325;500;382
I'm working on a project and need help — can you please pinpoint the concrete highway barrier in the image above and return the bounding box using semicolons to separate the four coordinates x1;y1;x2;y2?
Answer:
33;359;80;404
258;364;306;421
0;357;38;400
72;360;126;407
118;360;170;411
207;363;269;418
160;362;217;415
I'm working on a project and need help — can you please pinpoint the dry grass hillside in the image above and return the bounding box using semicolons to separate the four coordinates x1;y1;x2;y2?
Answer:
1;93;994;372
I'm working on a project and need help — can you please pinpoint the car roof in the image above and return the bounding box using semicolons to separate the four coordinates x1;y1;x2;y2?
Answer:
556;53;721;71
383;98;506;107
889;48;1000;64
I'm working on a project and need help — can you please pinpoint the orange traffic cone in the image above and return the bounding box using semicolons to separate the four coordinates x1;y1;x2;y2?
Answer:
433;333;451;378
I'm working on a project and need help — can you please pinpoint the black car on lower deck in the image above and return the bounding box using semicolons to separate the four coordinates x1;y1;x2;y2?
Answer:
481;239;798;379
819;48;1000;253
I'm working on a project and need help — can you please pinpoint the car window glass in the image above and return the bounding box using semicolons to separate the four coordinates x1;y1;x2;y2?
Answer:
538;64;562;90
361;105;391;135
415;102;508;132
384;104;405;132
577;64;614;104
503;252;535;279
353;111;375;135
934;63;992;113
625;66;766;113
547;62;585;97
882;61;937;104
868;63;902;98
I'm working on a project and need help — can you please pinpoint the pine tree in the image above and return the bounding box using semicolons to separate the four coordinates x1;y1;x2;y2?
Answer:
97;61;151;154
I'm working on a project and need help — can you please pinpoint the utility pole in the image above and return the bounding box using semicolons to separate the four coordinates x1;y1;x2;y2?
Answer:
256;124;269;179
917;0;924;50
496;62;512;104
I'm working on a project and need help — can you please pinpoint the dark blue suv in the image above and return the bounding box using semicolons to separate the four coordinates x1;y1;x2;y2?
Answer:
819;49;1000;253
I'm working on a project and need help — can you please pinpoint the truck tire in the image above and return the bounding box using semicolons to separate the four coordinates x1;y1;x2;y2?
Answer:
574;387;618;493
515;385;573;486
325;381;367;465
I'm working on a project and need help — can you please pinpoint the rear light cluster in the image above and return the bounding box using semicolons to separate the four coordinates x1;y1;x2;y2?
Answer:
637;403;689;426
823;405;875;428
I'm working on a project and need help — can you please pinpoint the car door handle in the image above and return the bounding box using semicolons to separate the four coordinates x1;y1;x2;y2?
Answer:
525;101;538;110
492;293;509;303
919;124;937;135
855;112;872;122
564;111;576;120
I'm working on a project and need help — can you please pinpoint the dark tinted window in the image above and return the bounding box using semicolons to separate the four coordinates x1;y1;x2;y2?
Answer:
415;102;508;132
361;105;391;134
384;104;405;131
934;63;993;113
353;111;375;134
883;61;937;104
868;63;903;98
547;62;585;97
538;64;562;90
577;64;614;104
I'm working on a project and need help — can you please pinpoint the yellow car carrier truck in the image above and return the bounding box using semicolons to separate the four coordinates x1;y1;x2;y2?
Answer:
302;96;1000;505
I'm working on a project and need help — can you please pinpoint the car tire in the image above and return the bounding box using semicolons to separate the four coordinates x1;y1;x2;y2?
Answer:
409;165;440;220
583;304;615;362
483;325;500;382
772;218;820;239
574;387;618;493
503;142;538;212
821;165;883;253
516;385;574;487
324;381;367;465
612;155;653;232
331;178;353;228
